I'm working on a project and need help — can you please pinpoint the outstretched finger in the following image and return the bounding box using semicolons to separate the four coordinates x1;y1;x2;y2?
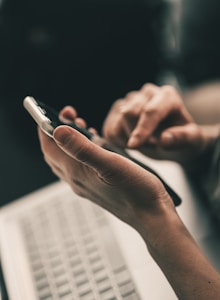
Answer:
127;86;191;148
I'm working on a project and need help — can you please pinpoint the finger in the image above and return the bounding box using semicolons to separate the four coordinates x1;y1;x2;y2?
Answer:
53;125;137;184
159;123;203;150
121;83;159;116
88;127;98;135
59;106;77;123
59;105;88;128
120;92;147;118
102;100;131;147
113;85;159;144
114;93;151;143
74;117;87;128
54;125;112;169
127;86;189;148
140;82;160;96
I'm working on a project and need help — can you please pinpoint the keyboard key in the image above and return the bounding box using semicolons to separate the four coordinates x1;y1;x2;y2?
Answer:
80;292;96;300
57;283;72;297
55;274;68;287
94;269;109;282
119;281;135;297
114;268;131;285
122;293;140;300
77;282;92;297
38;285;52;299
39;296;53;300
100;288;116;300
97;277;112;293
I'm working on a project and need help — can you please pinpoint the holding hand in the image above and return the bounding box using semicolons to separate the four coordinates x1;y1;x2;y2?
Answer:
38;109;175;242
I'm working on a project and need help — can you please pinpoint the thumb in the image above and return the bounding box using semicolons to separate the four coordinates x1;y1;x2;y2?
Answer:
160;123;202;149
53;125;119;176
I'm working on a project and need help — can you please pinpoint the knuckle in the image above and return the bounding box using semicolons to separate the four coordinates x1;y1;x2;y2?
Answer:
142;105;157;117
103;127;115;140
108;99;126;115
139;105;159;126
160;86;183;111
141;83;157;93
125;91;139;99
113;98;124;108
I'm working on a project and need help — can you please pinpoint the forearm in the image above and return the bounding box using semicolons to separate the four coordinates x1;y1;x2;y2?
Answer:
140;210;220;299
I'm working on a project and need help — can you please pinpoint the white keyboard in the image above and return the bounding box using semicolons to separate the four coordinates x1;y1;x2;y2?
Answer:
18;187;140;300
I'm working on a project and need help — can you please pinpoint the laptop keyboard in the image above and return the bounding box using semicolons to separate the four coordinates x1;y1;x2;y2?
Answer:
19;188;140;300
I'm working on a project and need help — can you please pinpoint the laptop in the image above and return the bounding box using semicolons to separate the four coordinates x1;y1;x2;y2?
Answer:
1;152;220;300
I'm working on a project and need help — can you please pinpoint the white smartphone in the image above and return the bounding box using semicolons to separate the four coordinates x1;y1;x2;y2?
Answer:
23;96;181;206
23;96;92;139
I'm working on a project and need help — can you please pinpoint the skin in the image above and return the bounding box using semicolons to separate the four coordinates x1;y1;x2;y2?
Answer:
37;84;220;299
102;83;219;169
183;80;220;125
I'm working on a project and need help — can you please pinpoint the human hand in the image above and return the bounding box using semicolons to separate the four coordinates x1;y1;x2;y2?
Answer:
37;106;220;300
37;106;176;242
102;84;213;166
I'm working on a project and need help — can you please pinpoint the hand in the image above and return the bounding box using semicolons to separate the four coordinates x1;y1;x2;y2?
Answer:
38;106;176;242
102;84;215;166
37;106;220;299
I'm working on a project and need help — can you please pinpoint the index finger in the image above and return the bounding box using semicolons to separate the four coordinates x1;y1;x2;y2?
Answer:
127;86;187;148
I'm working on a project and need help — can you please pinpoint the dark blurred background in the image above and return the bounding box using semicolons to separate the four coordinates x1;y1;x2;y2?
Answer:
0;0;173;206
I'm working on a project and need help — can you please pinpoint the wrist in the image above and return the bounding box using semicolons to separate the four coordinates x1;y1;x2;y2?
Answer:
141;206;220;299
132;194;183;252
145;211;188;259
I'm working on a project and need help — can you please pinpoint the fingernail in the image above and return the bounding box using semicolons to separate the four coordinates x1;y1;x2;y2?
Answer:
59;115;74;124
53;127;73;145
127;135;139;148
